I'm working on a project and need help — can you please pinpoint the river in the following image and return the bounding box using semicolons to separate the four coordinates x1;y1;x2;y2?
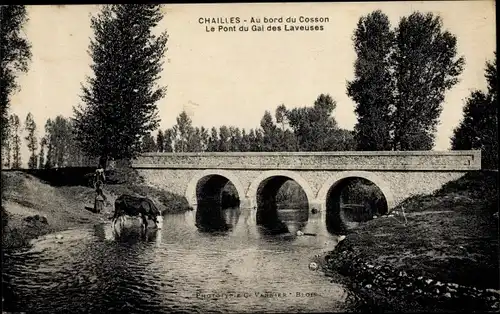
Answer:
2;207;361;313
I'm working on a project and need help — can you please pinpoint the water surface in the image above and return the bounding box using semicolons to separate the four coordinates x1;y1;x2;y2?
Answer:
3;208;358;313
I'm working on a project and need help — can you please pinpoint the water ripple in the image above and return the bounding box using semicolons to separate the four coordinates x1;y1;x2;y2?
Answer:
3;210;354;313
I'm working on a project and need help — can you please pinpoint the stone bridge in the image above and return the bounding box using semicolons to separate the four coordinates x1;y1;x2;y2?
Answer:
131;151;481;215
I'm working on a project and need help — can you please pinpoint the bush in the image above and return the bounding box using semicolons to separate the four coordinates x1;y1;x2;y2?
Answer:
105;159;144;185
106;183;191;214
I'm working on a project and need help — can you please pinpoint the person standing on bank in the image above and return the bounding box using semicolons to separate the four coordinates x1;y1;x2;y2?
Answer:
94;162;107;213
94;180;106;213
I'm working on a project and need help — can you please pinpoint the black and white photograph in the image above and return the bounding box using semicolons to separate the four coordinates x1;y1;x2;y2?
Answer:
1;2;498;313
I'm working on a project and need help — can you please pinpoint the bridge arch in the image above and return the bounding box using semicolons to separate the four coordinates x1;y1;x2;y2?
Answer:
185;169;247;206
247;170;315;210
316;171;396;211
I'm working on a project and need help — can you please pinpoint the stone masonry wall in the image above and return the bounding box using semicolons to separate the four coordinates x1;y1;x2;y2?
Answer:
133;151;481;171
135;167;470;211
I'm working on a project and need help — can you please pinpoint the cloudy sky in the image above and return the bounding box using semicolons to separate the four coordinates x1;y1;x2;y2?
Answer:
10;1;496;164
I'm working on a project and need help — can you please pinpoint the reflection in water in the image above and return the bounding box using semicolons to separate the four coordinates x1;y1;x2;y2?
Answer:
3;209;357;313
195;201;237;233
255;177;309;236
91;225;162;313
257;201;290;235
326;177;389;234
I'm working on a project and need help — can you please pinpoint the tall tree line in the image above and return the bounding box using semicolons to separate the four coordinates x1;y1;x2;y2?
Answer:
347;10;465;151
2;112;95;169
149;94;356;153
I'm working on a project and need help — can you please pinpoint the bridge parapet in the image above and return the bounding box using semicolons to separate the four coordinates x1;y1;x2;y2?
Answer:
132;150;481;171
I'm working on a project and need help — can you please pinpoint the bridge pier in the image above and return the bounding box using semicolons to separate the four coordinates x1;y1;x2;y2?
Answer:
240;197;254;209
302;208;331;237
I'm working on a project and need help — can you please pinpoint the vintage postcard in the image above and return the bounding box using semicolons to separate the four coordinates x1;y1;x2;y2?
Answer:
1;2;497;313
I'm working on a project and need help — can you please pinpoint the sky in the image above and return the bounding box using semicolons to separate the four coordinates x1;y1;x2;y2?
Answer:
9;1;497;165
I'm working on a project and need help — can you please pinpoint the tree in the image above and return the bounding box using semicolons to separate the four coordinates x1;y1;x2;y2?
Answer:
44;116;74;168
24;112;38;169
252;129;264;152
173;111;193;152
279;129;298;151
229;126;242;152
187;127;202;152
2;120;11;168
331;129;356;151
240;129;251;151
207;127;219;152
42;116;92;168
347;10;465;151
141;132;157;152
391;12;464;150
287;94;338;151
9;114;21;168
275;104;288;130
43;119;54;168
347;10;394;151
218;126;230;152
451;54;497;169
0;5;32;150
260;111;279;151
200;126;209;151
163;128;174;152
65;119;92;167
156;129;165;152
73;4;168;168
38;137;46;169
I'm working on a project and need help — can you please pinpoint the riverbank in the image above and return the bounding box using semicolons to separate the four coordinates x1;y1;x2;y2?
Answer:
323;170;499;312
1;170;192;250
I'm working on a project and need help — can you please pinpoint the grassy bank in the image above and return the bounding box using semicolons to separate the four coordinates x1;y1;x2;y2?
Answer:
1;170;191;250
324;170;499;312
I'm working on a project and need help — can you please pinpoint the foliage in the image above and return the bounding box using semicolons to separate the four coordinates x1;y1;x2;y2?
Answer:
173;111;192;152
260;111;279;151
187;127;203;152
347;10;393;151
451;54;497;169
347;10;465;150
9;114;21;168
163;128;174;152
73;4;168;167
275;104;288;130
158;94;355;154
207;127;219;152
141;132;157;152
42;115;94;168
392;12;464;150
2;119;11;167
38;137;46;169
44;116;71;167
218;125;231;152
285;94;355;151
0;5;32;148
156;129;164;152
24;112;37;169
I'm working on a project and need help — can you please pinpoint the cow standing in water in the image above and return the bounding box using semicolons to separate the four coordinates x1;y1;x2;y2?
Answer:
113;194;163;232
